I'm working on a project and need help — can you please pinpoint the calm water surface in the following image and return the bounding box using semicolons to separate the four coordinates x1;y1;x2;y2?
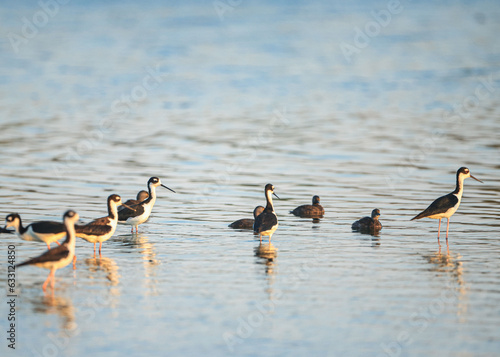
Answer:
1;1;500;356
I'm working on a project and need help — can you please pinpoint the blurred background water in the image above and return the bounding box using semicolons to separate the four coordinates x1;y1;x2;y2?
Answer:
0;0;499;356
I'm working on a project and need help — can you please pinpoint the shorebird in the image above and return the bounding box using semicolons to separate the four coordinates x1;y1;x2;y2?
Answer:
411;167;483;240
290;195;325;217
253;184;279;243
75;194;130;255
352;209;382;231
16;210;79;291
229;206;265;230
118;177;175;232
4;214;65;249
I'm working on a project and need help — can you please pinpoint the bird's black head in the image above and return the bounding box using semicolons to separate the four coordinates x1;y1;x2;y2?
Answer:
148;177;161;186
312;195;321;205
371;209;381;218
254;206;265;218
5;213;20;223
5;213;20;228
108;194;123;205
148;177;176;192
457;167;483;183
265;183;279;199
136;190;149;201
63;210;79;221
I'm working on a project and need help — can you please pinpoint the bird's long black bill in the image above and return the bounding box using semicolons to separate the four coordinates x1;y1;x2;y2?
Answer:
273;193;280;199
161;184;176;193
121;203;135;210
471;174;483;183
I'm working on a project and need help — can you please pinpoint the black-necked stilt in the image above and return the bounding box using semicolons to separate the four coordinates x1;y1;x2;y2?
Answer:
290;195;325;217
411;167;483;240
352;209;382;231
118;177;175;233
229;206;265;229
16;210;79;291
4;214;66;249
253;184;279;243
75;194;130;255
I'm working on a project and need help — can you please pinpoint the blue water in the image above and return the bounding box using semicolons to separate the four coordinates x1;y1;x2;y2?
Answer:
1;1;499;356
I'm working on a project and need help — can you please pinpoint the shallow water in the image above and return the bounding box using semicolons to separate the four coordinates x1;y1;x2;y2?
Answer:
1;1;500;356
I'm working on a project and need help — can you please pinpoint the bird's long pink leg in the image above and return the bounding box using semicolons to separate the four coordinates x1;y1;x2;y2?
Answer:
99;242;102;256
73;255;77;270
55;241;61;246
437;219;441;240
46;242;51;250
42;270;55;291
50;271;56;290
446;218;450;240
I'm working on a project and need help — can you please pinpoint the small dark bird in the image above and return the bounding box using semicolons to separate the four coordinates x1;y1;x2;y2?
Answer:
120;190;149;208
352;209;382;232
16;210;79;291
253;184;279;243
290;195;325;217
411;167;482;240
229;206;265;229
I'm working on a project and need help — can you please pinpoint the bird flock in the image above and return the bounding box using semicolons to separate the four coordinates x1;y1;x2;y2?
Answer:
2;167;482;291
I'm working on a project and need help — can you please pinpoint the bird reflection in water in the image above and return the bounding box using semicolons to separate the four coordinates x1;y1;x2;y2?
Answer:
424;243;467;318
32;292;75;331
121;234;160;295
353;228;381;247
254;242;277;276
83;256;120;286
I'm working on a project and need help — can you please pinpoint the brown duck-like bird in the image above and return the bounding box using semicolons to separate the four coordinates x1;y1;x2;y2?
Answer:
120;190;149;208
290;195;324;217
229;206;265;229
352;209;382;231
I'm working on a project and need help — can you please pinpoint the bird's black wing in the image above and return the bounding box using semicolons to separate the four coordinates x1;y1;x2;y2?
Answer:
253;212;278;233
411;193;458;220
30;221;66;234
16;245;70;267
118;204;144;221
75;223;112;236
118;199;140;212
